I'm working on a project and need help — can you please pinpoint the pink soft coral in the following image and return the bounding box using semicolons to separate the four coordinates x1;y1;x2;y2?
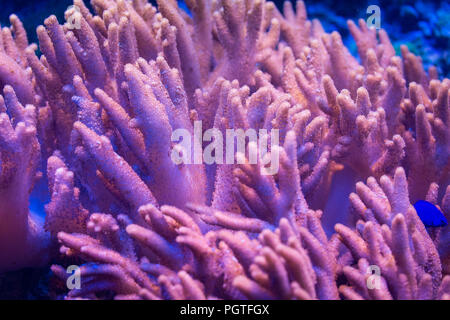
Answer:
0;0;448;300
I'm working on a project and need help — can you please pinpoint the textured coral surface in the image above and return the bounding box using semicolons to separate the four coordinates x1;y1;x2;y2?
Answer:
0;0;449;300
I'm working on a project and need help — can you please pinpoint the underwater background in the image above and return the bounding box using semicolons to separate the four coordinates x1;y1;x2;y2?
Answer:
0;0;448;299
1;0;449;78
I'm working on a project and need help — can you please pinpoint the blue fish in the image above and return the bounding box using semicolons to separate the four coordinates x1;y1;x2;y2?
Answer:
414;200;448;228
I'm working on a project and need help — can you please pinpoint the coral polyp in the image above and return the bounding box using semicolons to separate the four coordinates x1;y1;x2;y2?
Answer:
0;0;448;300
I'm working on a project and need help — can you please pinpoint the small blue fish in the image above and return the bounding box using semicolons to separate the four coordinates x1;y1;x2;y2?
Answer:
414;200;448;228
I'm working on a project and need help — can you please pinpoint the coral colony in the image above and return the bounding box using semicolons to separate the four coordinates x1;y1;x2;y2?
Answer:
0;0;449;300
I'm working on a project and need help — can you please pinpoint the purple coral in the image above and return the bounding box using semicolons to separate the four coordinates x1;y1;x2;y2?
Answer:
0;0;448;300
